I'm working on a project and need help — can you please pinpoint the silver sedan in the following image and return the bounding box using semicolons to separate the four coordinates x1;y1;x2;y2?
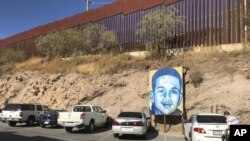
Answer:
112;111;151;139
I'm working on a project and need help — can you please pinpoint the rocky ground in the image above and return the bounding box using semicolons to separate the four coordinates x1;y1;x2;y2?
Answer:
1;49;250;135
0;69;249;124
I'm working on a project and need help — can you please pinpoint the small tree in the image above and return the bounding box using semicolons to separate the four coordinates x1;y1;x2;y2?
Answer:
137;8;183;58
82;24;117;54
36;28;88;59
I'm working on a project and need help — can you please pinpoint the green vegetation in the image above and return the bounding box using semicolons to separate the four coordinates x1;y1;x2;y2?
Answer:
137;8;183;58
0;49;25;75
36;24;118;59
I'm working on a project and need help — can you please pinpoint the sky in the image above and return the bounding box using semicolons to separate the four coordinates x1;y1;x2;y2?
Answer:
0;0;116;40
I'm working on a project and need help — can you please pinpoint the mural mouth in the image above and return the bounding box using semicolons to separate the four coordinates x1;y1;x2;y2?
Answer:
163;104;172;108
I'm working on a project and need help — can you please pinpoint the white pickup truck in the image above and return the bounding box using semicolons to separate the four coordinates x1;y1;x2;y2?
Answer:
1;103;49;126
58;105;110;133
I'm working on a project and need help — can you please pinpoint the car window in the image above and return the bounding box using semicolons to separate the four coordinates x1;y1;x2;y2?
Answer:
73;106;91;112
43;106;49;111
3;104;22;110
118;112;142;118
97;107;104;112
197;115;226;123
36;105;42;111
92;106;98;112
21;104;35;111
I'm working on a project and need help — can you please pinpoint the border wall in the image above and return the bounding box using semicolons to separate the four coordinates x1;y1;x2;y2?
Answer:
0;0;249;57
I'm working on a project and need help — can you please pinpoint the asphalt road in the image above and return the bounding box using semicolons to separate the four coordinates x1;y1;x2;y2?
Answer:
0;122;185;141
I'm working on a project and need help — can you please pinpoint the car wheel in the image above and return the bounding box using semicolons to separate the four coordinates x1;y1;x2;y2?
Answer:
104;118;110;128
8;121;17;127
88;120;95;133
26;117;35;127
113;133;119;138
40;124;46;128
141;133;147;139
65;127;73;133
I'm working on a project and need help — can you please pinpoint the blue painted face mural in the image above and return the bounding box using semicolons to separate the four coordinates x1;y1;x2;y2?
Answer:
149;67;183;116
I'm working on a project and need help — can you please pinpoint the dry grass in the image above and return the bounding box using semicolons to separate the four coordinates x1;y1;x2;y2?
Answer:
76;63;96;74
14;57;44;72
11;47;250;78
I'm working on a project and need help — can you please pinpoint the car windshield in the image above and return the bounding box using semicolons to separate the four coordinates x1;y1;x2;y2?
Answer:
197;115;226;123
118;112;142;118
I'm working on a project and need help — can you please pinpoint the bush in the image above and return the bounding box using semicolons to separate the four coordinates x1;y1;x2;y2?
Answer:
36;24;118;59
189;71;203;88
0;49;25;74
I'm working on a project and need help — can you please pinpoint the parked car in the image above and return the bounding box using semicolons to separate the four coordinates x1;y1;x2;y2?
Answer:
58;105;110;133
184;113;228;141
1;103;49;127
112;111;151;139
39;110;66;128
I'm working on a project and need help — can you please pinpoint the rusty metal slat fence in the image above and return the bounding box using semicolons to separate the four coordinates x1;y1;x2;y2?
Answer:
0;0;248;57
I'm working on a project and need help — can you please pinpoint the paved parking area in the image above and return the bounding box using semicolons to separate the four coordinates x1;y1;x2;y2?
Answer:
0;122;185;141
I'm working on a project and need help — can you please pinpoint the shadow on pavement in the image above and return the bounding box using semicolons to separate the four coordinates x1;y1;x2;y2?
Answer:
117;128;159;140
70;125;112;134
0;131;64;141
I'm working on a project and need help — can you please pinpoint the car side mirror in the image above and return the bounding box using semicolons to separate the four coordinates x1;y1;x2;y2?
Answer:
146;117;151;120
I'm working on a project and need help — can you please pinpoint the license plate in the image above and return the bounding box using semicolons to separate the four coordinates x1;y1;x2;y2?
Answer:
44;121;49;124
121;127;132;132
65;123;73;126
213;130;222;135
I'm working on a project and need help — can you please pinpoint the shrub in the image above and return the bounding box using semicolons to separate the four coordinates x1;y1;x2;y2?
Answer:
0;49;25;74
189;71;203;88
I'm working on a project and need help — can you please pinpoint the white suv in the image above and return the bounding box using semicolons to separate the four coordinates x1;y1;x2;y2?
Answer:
1;103;49;126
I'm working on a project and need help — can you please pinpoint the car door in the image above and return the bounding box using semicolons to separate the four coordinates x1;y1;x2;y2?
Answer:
36;105;43;121
97;106;106;124
92;106;101;125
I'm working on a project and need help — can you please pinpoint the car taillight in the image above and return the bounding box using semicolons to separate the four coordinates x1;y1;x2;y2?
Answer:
133;121;144;126
194;127;206;134
112;120;120;125
80;113;85;119
19;112;23;118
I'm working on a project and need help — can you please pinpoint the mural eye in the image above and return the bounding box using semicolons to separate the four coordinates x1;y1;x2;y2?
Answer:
169;89;179;95
156;88;164;94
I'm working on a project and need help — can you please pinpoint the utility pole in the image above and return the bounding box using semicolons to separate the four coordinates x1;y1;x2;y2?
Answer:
86;0;90;11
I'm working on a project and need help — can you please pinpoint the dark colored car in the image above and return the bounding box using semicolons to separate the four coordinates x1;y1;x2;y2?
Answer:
39;110;65;128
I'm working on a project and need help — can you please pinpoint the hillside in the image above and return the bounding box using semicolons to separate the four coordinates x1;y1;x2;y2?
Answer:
0;47;250;134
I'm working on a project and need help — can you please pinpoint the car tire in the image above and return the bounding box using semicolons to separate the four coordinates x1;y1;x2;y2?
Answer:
104;118;110;128
26;117;35;127
40;124;46;128
8;121;17;127
65;127;73;133
88;120;95;133
141;133;147;139
113;133;119;138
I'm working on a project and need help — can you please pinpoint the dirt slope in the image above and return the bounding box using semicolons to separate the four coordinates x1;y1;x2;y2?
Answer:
0;69;249;124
